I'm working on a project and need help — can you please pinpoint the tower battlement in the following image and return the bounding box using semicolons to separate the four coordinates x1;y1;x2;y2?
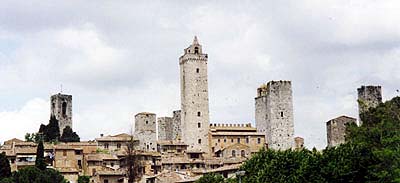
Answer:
209;123;252;128
257;80;292;97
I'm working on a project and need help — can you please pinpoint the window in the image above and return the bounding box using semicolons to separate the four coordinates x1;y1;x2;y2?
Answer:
198;139;201;144
146;120;148;124
63;150;67;156
232;150;236;157
104;179;109;183
62;102;67;116
241;150;246;157
198;123;201;128
257;138;261;144
117;143;121;149
194;47;199;54
217;139;220;143
196;68;199;73
111;163;114;167
104;143;109;149
197;112;201;117
78;160;82;169
224;138;227;143
237;138;241;143
231;139;234;143
281;112;284;117
246;137;249;144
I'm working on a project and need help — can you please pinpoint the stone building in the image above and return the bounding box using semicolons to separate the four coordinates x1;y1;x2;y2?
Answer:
357;85;382;125
158;117;173;141
51;93;73;135
326;116;356;147
135;112;157;152
255;81;295;150
294;137;304;150
209;123;265;158
158;110;182;141
179;37;210;154
95;133;136;153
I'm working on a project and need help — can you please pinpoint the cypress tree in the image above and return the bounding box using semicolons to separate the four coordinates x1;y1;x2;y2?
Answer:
35;141;47;170
0;152;11;179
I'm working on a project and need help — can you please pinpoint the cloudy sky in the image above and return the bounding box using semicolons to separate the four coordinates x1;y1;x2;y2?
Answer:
0;0;399;149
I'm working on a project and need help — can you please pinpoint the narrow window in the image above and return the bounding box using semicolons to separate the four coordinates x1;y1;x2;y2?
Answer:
217;139;220;143
246;137;249;144
198;123;201;128
197;112;201;117
232;150;236;157
194;47;199;54
104;143;109;149
117;143;121;149
231;139;234;143
198;139;201;144
62;102;67;116
196;68;199;73
146;120;148;124
257;138;261;144
281;112;284;117
237;138;241;143
224;138;227;143
241;150;246;157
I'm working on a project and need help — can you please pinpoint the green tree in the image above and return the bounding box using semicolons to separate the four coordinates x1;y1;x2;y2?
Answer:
195;173;224;183
0;152;11;180
12;166;67;183
35;141;47;171
60;126;80;142
77;175;90;183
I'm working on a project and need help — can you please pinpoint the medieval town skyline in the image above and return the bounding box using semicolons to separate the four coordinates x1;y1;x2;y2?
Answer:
1;1;400;150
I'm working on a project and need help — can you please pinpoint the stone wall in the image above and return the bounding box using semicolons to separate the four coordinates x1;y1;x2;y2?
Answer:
326;116;356;147
50;93;73;135
172;110;182;140
135;112;157;151
255;81;294;150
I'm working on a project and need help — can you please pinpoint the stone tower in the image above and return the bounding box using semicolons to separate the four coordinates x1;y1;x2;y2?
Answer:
179;36;210;153
255;81;294;150
326;115;356;147
357;85;382;125
50;93;72;135
135;112;157;151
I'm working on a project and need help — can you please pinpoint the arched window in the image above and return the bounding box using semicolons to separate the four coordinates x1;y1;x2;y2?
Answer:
241;150;246;157
62;102;67;116
232;150;236;157
194;47;199;54
197;112;201;117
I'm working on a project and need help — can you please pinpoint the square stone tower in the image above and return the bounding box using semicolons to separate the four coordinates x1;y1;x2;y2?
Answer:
134;112;157;151
179;36;210;154
50;93;72;135
326;116;356;147
255;81;294;150
157;117;173;141
357;85;382;125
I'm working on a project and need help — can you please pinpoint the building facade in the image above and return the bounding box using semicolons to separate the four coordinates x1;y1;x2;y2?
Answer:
179;37;210;154
255;81;294;150
50;93;73;135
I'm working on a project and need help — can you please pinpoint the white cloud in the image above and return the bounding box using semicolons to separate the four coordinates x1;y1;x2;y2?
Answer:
0;98;48;143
